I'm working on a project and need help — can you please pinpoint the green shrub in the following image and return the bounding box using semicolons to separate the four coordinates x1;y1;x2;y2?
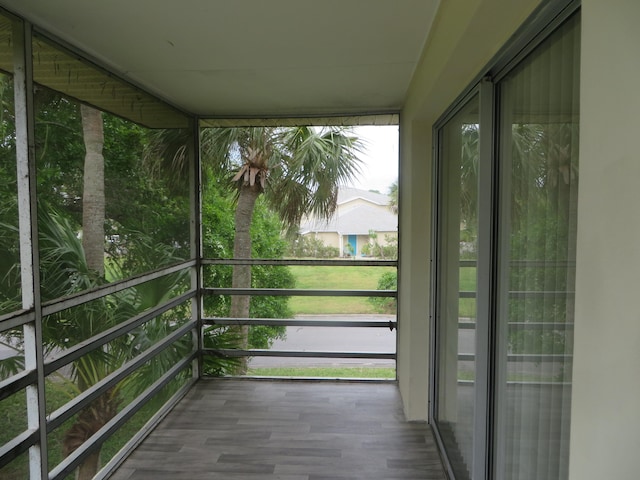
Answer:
288;235;339;258
369;271;397;313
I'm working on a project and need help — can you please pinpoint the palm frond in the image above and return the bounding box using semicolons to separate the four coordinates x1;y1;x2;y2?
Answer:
269;126;365;235
142;128;192;192
0;340;24;379
202;325;242;376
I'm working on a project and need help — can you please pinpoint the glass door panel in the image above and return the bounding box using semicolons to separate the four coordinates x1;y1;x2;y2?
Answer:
435;95;480;480
495;13;580;480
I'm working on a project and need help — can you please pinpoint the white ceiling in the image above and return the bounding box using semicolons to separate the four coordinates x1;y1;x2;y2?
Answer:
1;0;440;119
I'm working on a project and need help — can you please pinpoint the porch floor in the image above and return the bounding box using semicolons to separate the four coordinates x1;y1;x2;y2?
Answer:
108;378;446;480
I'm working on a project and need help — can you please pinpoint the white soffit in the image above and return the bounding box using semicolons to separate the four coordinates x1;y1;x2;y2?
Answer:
0;0;440;120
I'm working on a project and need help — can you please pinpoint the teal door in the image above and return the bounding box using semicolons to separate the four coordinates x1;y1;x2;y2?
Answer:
347;235;357;256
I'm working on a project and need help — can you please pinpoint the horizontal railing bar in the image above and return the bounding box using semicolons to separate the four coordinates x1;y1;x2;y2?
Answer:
49;354;195;480
44;290;195;375
204;317;397;329
459;260;576;268
458;290;575;298
458;353;572;362
42;260;194;317
509;290;575;298
205;349;396;359
0;369;37;403
0;428;38;470
458;321;575;330
507;354;573;362
47;319;196;433
204;288;396;297
203;258;397;267
457;380;573;386
508;322;575;330
459;291;575;299
0;308;35;332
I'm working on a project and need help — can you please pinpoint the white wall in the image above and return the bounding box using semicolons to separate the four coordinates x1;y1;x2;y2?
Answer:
397;119;432;420
569;1;640;478
397;0;541;421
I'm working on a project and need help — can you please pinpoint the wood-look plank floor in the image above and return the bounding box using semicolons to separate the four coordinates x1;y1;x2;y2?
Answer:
109;379;446;480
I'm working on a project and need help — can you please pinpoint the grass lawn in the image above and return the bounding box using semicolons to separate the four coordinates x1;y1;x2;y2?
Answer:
459;265;477;318
287;264;474;317
289;265;396;315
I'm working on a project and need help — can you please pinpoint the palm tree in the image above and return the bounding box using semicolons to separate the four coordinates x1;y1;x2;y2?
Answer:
145;126;364;370
80;105;105;276
199;126;364;368
0;206;191;479
388;180;398;214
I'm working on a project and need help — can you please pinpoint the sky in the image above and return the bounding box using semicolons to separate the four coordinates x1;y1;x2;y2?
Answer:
348;125;399;194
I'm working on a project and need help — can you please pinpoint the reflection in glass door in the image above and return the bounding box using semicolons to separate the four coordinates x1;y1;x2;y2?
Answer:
495;13;580;480
434;95;480;480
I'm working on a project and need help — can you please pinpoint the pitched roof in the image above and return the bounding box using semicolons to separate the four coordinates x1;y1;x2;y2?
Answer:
300;204;397;235
337;187;390;206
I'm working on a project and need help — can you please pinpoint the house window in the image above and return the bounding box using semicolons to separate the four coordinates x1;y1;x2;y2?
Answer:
432;6;580;480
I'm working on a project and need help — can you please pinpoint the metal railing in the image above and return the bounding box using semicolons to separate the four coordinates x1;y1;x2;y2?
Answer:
0;261;198;479
201;257;398;369
0;256;398;478
1;255;576;477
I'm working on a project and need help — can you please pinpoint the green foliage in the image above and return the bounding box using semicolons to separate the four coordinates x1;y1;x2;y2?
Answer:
0;204;197;477
388;180;398;214
368;271;397;314
201;325;242;376
450;121;577;356
287;235;339;258
201;126;364;236
361;231;397;259
32;86;191;275
34;89;85;222
201;179;293;353
0;80;19;316
0;204;21;315
343;242;355;257
505;123;577;356
0;84;200;471
0;382;74;478
0;377;192;479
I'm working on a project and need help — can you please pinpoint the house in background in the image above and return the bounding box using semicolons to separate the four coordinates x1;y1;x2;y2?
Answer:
299;187;397;257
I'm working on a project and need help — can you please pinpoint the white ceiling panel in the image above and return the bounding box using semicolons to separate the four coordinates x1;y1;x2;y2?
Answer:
0;0;439;119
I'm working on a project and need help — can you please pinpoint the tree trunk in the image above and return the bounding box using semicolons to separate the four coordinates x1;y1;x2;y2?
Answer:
80;104;105;276
76;451;100;480
230;183;261;374
63;389;119;480
69;104;105;478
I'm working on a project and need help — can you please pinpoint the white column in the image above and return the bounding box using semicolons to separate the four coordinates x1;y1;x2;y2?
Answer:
396;119;431;421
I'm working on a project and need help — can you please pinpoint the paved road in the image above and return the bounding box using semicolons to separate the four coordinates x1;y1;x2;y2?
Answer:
1;317;558;377
249;314;397;368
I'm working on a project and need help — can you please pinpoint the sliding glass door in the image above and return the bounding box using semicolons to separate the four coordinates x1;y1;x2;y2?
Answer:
494;13;580;480
434;95;480;480
432;8;580;480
